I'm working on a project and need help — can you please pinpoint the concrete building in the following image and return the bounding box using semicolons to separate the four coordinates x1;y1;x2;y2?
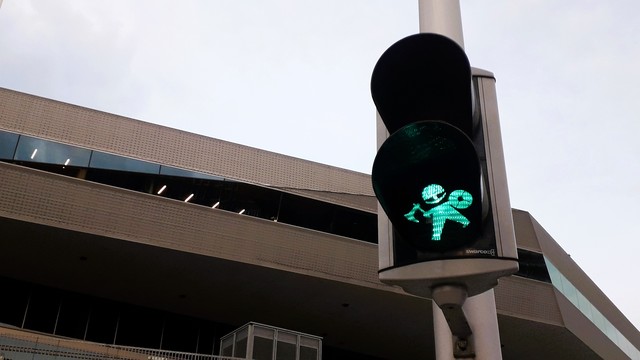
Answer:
0;87;639;359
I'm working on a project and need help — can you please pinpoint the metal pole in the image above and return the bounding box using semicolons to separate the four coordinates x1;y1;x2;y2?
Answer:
433;300;455;360
418;0;464;49
463;290;503;359
418;1;504;359
433;290;503;359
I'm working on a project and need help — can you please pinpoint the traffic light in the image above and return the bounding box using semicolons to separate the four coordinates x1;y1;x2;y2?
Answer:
371;33;518;298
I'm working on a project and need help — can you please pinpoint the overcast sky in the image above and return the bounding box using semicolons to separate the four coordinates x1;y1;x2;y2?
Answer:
1;0;639;333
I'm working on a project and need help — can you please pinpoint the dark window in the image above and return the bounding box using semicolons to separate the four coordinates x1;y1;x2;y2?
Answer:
0;277;239;355
221;336;234;357
253;328;275;360
275;332;297;360
153;176;228;207
331;207;377;242
214;181;281;220
90;151;160;174
300;338;320;360
85;300;119;344
254;336;275;360
161;313;199;352
234;328;248;358
160;165;223;180
277;193;377;243
14;135;91;167
515;249;551;283
0;130;19;159
279;194;335;233
115;305;163;349
23;287;60;333
0;276;30;326
300;346;319;360
196;321;219;355
55;293;91;339
85;168;155;193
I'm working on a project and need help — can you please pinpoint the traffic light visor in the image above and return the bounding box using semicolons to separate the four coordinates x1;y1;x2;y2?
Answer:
371;33;472;136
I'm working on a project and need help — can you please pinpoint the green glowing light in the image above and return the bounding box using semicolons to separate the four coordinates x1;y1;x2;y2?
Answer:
404;184;473;241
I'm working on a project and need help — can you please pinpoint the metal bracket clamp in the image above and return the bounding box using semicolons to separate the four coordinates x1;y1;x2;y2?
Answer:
432;285;475;359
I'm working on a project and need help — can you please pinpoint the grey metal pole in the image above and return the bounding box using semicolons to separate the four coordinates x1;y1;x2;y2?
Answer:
418;1;504;359
433;299;456;360
432;290;503;359
463;290;503;358
418;0;464;49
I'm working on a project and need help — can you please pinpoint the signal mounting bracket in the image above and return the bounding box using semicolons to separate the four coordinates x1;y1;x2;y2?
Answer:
432;285;475;359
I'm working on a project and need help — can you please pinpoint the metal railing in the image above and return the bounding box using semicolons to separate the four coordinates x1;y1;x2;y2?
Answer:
0;325;249;360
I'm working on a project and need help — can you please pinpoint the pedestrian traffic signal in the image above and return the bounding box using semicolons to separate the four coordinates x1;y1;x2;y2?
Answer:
372;120;481;254
371;33;518;297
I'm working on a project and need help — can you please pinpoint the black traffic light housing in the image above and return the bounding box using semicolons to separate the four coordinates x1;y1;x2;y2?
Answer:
372;33;518;298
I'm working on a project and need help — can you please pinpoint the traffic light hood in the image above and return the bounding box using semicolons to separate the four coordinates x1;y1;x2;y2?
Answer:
371;33;473;137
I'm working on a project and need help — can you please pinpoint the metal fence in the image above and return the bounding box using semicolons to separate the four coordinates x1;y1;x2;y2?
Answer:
0;325;249;360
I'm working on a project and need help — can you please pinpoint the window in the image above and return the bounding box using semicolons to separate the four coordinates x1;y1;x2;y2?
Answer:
14;136;90;167
85;299;119;344
300;337;320;360
514;249;551;283
90;151;160;174
276;331;297;360
253;327;275;360
161;314;200;352
234;327;248;358
0;276;30;327
0;130;19;159
160;165;223;180
55;293;91;339
22;288;61;333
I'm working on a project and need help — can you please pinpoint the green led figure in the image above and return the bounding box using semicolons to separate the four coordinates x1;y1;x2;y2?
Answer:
404;184;473;241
